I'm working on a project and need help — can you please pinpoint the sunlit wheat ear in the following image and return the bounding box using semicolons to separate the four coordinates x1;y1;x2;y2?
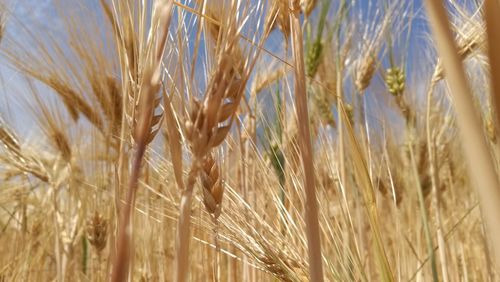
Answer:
175;23;245;282
305;38;324;79
86;211;108;254
355;53;377;92
385;67;405;97
312;41;340;127
311;89;336;128
127;81;164;146
183;34;245;159
0;119;49;182
354;2;395;93
29;92;74;165
265;0;291;39
0;121;19;152
200;155;224;218
200;154;224;279
89;75;123;138
432;22;485;82
301;0;318;16
184;76;242;159
309;41;336;128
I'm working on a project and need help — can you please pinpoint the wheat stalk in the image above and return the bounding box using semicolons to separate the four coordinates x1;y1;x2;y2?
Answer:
484;0;500;136
289;0;324;281
111;1;174;281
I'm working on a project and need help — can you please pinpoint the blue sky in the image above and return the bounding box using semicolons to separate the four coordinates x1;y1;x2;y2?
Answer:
0;0;64;132
0;0;437;136
12;0;57;26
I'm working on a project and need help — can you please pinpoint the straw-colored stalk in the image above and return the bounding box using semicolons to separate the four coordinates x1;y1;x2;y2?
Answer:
484;0;500;136
111;1;174;281
424;0;500;268
289;0;324;281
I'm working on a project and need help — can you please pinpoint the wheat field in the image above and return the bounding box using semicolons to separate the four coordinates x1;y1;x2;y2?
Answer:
0;0;499;281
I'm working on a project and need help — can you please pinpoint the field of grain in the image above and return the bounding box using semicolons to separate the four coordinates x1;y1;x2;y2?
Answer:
0;0;499;281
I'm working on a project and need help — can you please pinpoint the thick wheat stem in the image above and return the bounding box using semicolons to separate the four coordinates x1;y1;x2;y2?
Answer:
111;143;146;282
289;0;324;281
175;163;199;282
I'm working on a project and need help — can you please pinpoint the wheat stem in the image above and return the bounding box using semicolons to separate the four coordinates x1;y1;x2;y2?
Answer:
111;144;145;282
175;163;199;282
289;1;324;281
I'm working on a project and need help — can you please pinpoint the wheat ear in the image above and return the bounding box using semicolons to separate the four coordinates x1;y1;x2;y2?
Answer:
200;154;224;280
175;26;243;282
